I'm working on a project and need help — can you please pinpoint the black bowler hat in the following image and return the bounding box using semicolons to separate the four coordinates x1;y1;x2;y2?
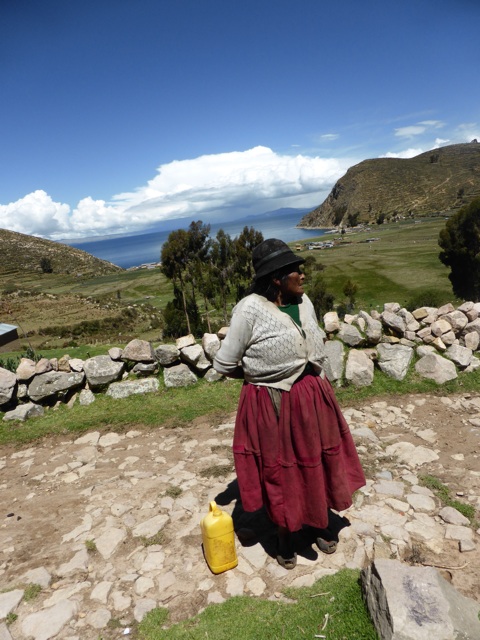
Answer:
252;238;305;279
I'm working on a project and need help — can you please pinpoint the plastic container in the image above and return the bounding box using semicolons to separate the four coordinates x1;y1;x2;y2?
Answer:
200;501;238;574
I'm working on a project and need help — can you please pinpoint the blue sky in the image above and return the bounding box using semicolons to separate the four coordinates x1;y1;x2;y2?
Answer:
1;0;479;240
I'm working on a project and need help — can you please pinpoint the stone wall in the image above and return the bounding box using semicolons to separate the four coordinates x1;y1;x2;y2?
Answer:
1;300;480;423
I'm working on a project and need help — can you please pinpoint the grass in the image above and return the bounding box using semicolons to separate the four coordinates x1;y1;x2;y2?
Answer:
3;363;480;447
23;583;42;601
419;474;477;525
297;218;459;311
85;539;97;553
0;377;242;446
138;569;378;640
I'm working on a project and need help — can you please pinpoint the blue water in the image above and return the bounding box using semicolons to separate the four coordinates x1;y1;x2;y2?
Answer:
65;211;327;269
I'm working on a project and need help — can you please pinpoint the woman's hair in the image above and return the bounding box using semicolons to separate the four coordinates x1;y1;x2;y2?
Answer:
247;265;299;302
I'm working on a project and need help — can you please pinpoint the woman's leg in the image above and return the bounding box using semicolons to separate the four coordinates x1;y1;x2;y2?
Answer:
276;525;297;569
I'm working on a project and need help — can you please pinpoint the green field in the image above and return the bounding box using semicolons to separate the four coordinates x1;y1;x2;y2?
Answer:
296;217;457;311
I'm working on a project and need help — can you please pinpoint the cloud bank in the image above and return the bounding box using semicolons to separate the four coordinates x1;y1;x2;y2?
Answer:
0;147;352;240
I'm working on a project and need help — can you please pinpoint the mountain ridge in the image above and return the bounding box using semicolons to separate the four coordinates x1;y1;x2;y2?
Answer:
298;141;480;228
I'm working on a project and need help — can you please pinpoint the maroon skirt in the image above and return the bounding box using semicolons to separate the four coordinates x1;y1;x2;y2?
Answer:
232;373;366;532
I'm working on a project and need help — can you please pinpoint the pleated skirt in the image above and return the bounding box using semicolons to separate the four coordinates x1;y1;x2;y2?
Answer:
232;373;366;532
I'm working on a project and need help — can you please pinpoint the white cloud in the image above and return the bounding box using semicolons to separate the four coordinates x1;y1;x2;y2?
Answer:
381;148;425;159
320;133;339;141
456;122;480;142
395;120;446;138
435;137;450;146
0;190;70;236
0;147;353;240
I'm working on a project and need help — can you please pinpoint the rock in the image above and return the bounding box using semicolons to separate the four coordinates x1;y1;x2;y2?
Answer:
79;388;95;405
443;310;468;333
438;506;470;526
204;368;223;382
405;493;436;513
108;347;123;360
122;339;155;363
202;333;221;360
464;331;480;351
35;358;53;375
345;349;374;386
181;344;210;370
16;358;36;381
358;310;383;344
431;318;454;336
323;340;345;383
323;311;340;333
381;311;406;335
361;559;480;640
163;363;198;388
21;600;78;640
385;441;439;466
444;344;473;368
0;367;17;406
132;362;157;375
338;322;364;346
70;358;84;373
57;354;71;372
83;355;124;389
464;318;480;338
0;589;23;618
106;377;159;399
155;344;181;366
376;344;413;381
384;302;401;313
415;353;458;384
28;371;85;402
176;334;196;349
3;402;44;422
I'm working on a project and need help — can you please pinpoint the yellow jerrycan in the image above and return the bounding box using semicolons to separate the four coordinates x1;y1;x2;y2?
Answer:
200;501;238;574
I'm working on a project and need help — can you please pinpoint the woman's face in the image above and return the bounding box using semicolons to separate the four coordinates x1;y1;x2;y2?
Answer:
274;264;305;303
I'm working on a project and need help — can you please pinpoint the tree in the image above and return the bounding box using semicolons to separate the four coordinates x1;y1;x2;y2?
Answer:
306;273;334;319
347;212;360;228
343;278;358;310
231;226;263;301
438;197;480;300
376;213;386;225
210;229;235;324
40;257;53;273
161;228;193;334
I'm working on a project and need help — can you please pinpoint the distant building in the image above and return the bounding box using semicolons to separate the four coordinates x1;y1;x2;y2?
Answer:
0;323;19;349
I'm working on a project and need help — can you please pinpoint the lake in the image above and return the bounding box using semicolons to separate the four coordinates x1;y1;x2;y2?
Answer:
65;211;328;269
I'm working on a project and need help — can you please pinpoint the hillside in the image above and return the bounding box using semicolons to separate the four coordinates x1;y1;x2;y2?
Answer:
299;141;480;228
0;228;123;277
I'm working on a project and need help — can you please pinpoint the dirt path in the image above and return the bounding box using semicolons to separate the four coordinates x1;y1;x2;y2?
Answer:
0;392;479;639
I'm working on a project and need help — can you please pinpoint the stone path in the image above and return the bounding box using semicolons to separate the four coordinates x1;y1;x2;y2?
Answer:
0;393;479;639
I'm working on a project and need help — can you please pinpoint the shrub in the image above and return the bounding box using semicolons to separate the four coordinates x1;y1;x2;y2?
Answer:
405;289;449;311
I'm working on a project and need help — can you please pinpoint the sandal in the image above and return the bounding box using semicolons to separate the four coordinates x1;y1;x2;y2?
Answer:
276;532;297;570
316;537;337;554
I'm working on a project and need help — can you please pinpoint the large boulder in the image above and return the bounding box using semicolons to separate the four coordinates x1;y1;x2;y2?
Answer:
323;340;345;383
338;322;364;347
362;559;480;640
106;378;159;399
358;311;383;344
377;344;414;381
0;367;17;406
444;344;473;368
3;402;45;422
381;311;406;335
202;333;221;360
345;349;374;386
415;353;458;384
155;344;181;366
16;358;36;382
122;339;155;363
83;355;124;389
323;311;340;333
163;363;197;388
28;371;85;402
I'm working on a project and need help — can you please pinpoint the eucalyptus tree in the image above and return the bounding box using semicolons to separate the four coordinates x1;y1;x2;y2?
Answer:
438;197;480;300
231;226;264;301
